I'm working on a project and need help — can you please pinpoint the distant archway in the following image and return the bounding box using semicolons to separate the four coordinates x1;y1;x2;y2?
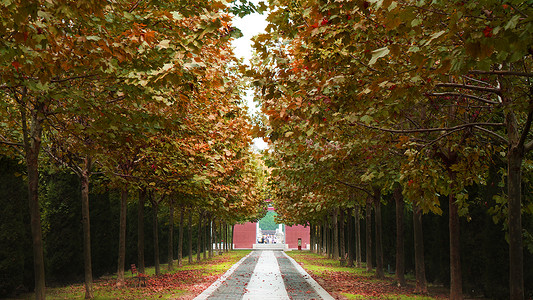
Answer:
233;207;310;250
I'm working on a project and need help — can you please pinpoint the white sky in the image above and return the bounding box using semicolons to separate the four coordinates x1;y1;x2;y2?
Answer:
231;6;269;151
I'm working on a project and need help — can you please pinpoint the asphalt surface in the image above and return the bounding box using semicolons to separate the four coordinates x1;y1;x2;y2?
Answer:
194;250;333;300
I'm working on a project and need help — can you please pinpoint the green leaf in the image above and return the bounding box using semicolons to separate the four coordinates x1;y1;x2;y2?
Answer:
369;46;389;65
504;15;520;30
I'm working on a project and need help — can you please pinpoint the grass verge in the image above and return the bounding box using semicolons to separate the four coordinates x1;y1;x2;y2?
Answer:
7;250;250;300
286;251;448;300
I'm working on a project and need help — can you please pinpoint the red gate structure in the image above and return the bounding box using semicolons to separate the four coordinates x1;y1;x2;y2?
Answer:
233;207;310;250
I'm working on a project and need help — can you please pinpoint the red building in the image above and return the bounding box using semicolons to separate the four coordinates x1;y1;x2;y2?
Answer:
233;222;258;249
233;207;310;250
284;224;310;249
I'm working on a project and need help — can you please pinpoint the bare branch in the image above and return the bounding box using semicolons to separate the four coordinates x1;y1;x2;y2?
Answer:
51;74;98;83
336;179;372;196
128;0;144;13
435;83;502;95
473;125;508;144
461;75;496;86
468;70;533;77
0;138;23;147
106;95;126;104
428;92;499;105
356;121;504;134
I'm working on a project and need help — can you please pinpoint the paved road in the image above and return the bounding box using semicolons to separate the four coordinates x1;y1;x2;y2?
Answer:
195;250;334;300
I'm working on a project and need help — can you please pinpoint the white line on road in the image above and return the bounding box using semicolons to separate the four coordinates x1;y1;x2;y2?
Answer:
242;250;290;300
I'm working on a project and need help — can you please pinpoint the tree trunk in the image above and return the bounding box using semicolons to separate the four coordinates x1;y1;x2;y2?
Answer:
222;222;226;252
21;100;46;299
203;213;207;260
393;185;406;286
333;208;339;260
168;197;174;270
339;209;346;266
347;208;354;267
231;224;235;250
219;221;223;254
326;216;334;259
178;206;183;266
197;210;202;261
449;193;463;299
413;205;427;294
322;216;327;255
365;198;373;272
208;214;213;258
81;157;94;299
152;197;160;276
213;219;219;255
138;189;146;274
507;113;524;300
117;188;128;287
374;189;384;279
224;223;228;252
188;210;193;264
355;205;361;268
309;224;313;252
318;224;323;254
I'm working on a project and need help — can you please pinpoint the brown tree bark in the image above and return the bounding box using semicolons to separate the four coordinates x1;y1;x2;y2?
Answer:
208;213;213;258
223;222;228;252
318;224;323;254
188;210;193;263
322;216;327;255
355;205;361;268
327;216;332;259
413;205;427;294
449;193;463;300
339;209;346;266
116;188;128;287
167;197;174;270
178;206;184;266
507;110;524;300
231;224;235;250
393;185;405;286
365;198;373;272
21;95;46;299
197;210;202;261
138;189;146;274
203;212;207;260
347;208;354;267
374;188;384;279
81;157;94;299
213;219;219;255
151;193;161;276
332;208;339;260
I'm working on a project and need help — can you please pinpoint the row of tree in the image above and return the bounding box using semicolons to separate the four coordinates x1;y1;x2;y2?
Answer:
0;163;238;297
1;1;266;299
252;1;533;300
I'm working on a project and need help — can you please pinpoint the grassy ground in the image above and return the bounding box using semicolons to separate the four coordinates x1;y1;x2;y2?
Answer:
6;250;250;300
286;251;449;300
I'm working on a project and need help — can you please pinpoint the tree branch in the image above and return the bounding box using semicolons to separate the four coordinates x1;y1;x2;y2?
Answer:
128;0;144;13
473;125;508;144
356;121;504;134
519;109;533;149
468;70;533;77
428;92;499;105
336;179;372;197
0;138;23;147
435;82;502;95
